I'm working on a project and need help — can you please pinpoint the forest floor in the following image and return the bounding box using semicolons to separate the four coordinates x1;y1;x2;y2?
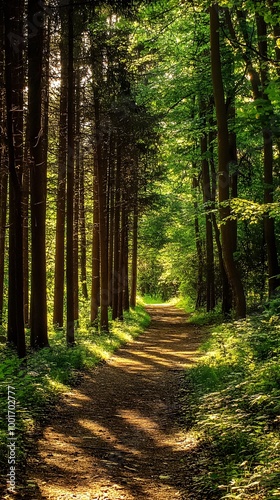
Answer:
17;305;207;500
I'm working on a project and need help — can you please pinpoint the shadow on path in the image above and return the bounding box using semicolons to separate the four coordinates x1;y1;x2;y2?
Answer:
22;305;207;500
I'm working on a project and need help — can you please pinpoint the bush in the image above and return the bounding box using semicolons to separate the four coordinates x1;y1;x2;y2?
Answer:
183;309;280;499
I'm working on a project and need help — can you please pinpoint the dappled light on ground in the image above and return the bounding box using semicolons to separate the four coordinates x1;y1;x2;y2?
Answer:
24;306;206;500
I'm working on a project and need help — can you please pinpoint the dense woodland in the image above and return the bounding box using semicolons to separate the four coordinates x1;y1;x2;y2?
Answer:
1;0;280;354
1;0;280;497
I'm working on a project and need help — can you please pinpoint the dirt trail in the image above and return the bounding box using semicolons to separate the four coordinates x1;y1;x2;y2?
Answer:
26;305;206;500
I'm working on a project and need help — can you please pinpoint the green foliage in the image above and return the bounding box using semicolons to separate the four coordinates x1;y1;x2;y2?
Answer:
183;309;280;498
0;305;150;480
188;307;225;326
141;294;165;304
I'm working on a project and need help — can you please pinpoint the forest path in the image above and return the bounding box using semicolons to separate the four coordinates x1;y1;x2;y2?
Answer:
27;305;206;500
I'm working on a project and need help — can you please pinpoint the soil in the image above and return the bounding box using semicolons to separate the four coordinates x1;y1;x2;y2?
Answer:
16;305;208;500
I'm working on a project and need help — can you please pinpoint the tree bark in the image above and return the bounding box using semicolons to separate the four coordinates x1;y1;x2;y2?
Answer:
112;143;121;320
91;157;100;324
22;130;30;327
0;3;7;325
80;150;88;300
226;7;280;298
193;176;204;309
209;123;232;315
66;0;75;344
5;0;26;356
28;0;49;348
210;4;246;318
200;100;215;311
256;13;280;297
122;204;129;312
53;8;67;327
130;181;138;308
73;68;80;321
93;89;108;331
107;133;115;308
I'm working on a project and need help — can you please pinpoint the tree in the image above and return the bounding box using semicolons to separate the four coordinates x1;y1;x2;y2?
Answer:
225;6;280;298
0;2;7;326
4;0;26;357
28;0;49;348
199;98;215;311
66;0;75;344
209;3;246;318
53;6;68;327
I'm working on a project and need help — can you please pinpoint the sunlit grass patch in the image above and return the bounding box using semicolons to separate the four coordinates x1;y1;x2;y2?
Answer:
183;311;280;499
141;294;166;304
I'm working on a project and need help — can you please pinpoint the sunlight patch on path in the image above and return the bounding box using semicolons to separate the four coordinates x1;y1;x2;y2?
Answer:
29;306;205;500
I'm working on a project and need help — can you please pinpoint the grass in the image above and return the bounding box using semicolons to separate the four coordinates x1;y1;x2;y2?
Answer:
0;305;150;486
182;309;280;499
141;294;166;304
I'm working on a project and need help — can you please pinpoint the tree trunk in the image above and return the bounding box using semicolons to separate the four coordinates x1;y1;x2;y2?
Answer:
212;213;232;316
200;100;215;311
227;8;280;298
118;191;124;320
130;184;138;308
112;143;121;320
193;176;204;309
96;104;109;331
73;69;80;322
5;0;26;357
228;102;238;254
256;13;280;297
22;132;30;327
122;205;129;312
66;0;75;344
107;133;115;308
80;150;88;300
209;105;232;314
28;0;48;348
53;8;67;327
0;3;7;325
91;158;100;324
210;4;246;318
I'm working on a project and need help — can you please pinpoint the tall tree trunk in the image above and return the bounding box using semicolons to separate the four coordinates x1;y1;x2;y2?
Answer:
112;143;121;320
94;92;109;331
210;3;246;318
66;0;75;344
228;102;238;254
107;133;115;308
212;213;232;315
227;8;280;298
73;69;80;322
209;123;232;315
193;176;204;309
200;100;215;311
122;204;129;312
28;0;48;348
80;150;88;300
91;158;100;324
0;3;7;325
256;13;280;297
130;181;138;308
5;0;26;357
22;127;30;327
0;158;7;327
53;8;67;327
118;190;124;320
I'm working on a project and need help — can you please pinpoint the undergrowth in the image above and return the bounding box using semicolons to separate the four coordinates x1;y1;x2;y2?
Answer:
183;307;280;499
0;305;150;487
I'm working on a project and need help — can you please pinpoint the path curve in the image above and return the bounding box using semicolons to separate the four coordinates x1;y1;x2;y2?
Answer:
26;305;205;500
